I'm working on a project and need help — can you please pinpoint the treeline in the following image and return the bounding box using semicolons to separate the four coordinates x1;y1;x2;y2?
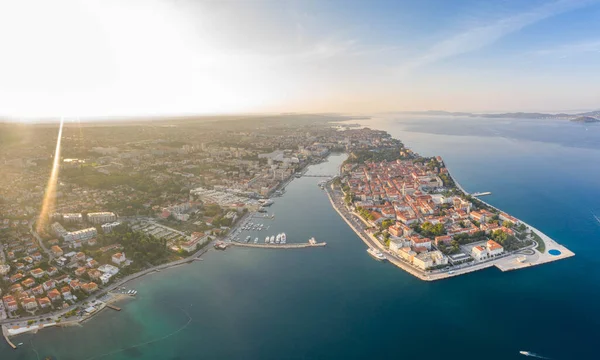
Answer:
412;221;446;237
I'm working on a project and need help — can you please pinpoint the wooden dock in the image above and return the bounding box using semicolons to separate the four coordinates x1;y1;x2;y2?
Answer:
106;304;121;311
2;325;16;349
230;242;326;249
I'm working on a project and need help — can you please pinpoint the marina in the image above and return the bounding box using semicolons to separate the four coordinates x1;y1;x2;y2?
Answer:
229;241;326;249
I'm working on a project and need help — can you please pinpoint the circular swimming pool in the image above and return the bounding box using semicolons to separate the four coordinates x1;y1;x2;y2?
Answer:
548;249;561;256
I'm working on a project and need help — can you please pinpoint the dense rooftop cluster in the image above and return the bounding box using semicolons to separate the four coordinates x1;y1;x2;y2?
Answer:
341;153;532;270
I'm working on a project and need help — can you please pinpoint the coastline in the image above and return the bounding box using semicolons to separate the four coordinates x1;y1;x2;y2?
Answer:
326;154;575;281
0;233;218;343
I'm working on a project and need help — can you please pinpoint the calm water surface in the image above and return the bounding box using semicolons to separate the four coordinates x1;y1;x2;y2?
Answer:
4;116;600;360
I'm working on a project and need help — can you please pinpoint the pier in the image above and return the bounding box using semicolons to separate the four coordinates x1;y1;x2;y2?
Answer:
2;325;16;349
106;304;121;311
230;242;326;249
471;191;492;197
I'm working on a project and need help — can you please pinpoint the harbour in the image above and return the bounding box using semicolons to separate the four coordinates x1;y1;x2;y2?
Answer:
2;117;599;360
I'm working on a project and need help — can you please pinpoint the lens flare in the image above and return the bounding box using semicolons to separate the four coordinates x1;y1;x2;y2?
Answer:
36;117;64;233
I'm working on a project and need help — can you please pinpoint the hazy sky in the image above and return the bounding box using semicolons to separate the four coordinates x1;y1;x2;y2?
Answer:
1;0;600;119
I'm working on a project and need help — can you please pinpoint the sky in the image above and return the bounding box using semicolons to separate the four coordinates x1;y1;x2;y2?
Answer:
1;0;600;119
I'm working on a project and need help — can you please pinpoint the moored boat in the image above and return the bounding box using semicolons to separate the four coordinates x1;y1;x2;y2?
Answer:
367;248;386;261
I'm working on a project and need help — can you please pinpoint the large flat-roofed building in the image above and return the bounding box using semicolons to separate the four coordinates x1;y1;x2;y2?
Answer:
63;213;83;223
101;221;121;233
51;222;68;237
63;227;97;243
87;212;117;225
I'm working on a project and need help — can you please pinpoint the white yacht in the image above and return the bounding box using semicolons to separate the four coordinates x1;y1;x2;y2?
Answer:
270;235;275;243
367;248;386;261
265;236;269;243
281;233;287;244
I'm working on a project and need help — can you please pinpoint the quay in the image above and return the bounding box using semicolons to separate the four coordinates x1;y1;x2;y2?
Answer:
2;325;16;349
229;242;326;249
106;304;121;311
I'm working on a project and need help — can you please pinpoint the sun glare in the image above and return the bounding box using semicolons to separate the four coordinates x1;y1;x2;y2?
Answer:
36;117;65;233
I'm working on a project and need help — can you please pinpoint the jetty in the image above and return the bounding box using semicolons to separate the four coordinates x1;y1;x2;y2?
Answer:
230;242;326;249
106;304;121;311
471;191;492;197
2;325;16;349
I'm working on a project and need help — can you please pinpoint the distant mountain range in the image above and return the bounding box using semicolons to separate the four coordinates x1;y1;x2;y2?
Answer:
570;116;600;123
395;110;600;121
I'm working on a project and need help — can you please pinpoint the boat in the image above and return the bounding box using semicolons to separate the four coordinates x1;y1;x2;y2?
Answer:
276;234;281;243
594;214;600;224
259;199;274;206
17;343;23;346
245;236;251;242
270;235;275;243
308;237;316;245
367;248;386;261
519;351;543;357
281;232;286;244
254;237;258;244
448;270;455;274
265;236;269;243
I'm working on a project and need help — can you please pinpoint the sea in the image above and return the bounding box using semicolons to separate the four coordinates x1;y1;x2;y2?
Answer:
3;115;600;360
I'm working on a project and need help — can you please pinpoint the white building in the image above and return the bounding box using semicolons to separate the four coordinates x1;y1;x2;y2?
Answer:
412;250;448;270
101;221;121;233
100;273;112;285
486;240;504;257
63;213;83;223
51;222;68;237
471;245;488;261
112;252;126;265
389;239;411;254
98;264;119;276
63;227;97;243
87;212;117;225
471;240;504;261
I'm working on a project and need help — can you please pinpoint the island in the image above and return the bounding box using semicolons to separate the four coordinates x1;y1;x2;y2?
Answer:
570;116;600;123
395;109;600;121
325;128;574;280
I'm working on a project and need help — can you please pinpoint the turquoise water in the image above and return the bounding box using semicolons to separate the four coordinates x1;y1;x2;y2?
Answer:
4;116;600;360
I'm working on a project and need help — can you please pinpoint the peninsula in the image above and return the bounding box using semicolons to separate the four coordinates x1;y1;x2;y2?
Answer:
325;128;574;280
